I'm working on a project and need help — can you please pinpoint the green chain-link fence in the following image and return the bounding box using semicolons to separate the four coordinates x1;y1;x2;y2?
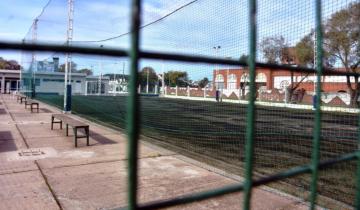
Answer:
2;0;360;209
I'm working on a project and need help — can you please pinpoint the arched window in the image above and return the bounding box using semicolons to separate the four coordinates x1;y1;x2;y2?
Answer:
256;73;267;83
227;74;237;89
240;73;249;82
215;74;224;82
215;74;224;89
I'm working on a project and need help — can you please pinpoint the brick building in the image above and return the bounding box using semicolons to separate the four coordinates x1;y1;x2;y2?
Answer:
213;67;351;93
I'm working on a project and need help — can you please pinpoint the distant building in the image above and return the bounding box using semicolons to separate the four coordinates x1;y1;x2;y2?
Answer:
0;69;110;95
0;69;20;93
36;57;59;72
108;78;128;94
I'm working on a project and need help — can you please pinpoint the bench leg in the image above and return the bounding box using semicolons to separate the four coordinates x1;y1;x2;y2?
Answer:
51;116;54;130
74;127;78;147
31;104;38;113
66;124;69;136
86;127;89;146
60;121;62;129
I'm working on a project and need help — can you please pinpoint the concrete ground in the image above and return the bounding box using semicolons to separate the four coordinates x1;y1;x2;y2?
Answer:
0;94;310;210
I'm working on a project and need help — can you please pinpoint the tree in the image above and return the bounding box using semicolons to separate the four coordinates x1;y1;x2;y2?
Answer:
295;32;315;68
164;71;189;87
198;77;209;88
260;35;312;103
0;57;21;70
324;2;360;106
77;68;93;76
239;54;249;64
58;61;77;72
139;67;158;91
259;35;288;64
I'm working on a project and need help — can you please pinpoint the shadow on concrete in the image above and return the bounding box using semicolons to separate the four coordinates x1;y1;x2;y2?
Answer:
0;131;17;152
39;108;52;113
89;131;118;145
0;108;6;114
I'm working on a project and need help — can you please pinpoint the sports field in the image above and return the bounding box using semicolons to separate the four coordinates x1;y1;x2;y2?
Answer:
35;94;358;208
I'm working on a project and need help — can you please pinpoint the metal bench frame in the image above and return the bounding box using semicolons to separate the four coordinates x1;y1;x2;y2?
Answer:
24;100;39;113
17;95;27;104
51;114;90;147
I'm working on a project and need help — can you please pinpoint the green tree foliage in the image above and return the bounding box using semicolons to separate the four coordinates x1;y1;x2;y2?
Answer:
295;32;315;67
239;54;249;64
259;35;288;64
139;66;158;88
260;35;312;102
77;68;93;76
198;77;209;88
0;57;21;70
324;2;360;106
164;71;189;87
58;61;77;72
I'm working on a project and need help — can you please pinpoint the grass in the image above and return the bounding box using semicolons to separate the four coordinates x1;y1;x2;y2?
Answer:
36;94;358;208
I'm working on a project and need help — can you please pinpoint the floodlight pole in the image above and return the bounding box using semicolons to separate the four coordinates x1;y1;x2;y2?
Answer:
31;19;38;98
213;46;221;90
64;0;74;113
225;56;231;89
98;45;104;95
19;39;25;92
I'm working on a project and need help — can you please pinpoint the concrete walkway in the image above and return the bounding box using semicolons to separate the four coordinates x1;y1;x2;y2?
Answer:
0;94;310;210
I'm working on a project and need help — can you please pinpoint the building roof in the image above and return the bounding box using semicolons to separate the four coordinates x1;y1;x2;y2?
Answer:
0;69;21;74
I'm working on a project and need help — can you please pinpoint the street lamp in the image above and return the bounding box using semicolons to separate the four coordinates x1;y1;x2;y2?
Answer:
213;46;221;90
98;45;104;95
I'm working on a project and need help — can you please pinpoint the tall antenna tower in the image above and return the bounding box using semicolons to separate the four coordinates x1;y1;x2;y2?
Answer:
31;19;38;97
64;0;74;112
31;19;38;70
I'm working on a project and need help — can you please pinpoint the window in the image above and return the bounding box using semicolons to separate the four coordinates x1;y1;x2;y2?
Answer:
227;74;237;90
215;74;224;90
255;73;266;83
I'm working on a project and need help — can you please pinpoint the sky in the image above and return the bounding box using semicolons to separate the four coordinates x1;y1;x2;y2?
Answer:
0;0;356;80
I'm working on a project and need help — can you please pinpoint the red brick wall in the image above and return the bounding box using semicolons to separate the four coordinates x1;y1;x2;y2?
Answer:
190;88;204;97
214;68;349;92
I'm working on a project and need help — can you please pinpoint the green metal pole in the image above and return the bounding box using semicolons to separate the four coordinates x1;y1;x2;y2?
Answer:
243;0;257;209
309;0;323;209
127;0;141;209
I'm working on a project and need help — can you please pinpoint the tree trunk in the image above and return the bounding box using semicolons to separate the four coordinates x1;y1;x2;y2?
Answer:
285;87;294;103
348;75;359;107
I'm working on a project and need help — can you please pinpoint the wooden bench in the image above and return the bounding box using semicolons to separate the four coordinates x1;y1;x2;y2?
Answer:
51;114;90;147
24;99;39;113
17;95;27;104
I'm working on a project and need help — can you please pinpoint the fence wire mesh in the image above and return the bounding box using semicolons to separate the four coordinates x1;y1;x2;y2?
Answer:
13;0;360;209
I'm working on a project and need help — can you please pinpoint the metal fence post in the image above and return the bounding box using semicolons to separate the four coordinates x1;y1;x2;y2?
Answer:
309;0;324;209
243;0;257;209
127;0;142;209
